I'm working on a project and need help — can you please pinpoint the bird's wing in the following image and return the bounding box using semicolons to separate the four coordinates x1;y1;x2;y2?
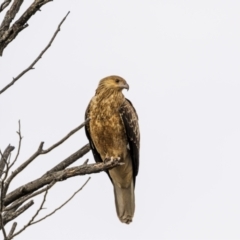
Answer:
119;98;140;185
85;102;103;163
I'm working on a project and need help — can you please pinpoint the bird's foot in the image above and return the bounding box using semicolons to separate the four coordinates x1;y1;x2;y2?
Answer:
103;156;120;163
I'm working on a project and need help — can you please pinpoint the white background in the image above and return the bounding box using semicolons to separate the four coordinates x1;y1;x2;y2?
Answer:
1;1;240;239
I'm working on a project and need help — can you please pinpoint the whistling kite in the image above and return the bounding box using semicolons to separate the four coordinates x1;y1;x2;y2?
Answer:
85;76;140;224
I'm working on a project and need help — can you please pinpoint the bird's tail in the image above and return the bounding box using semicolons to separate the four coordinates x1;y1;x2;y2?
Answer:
113;180;135;224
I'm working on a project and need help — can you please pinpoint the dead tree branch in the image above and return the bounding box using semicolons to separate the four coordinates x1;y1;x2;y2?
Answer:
11;177;90;239
32;177;91;225
9;120;22;169
2;200;34;227
4;158;122;207
7;222;17;239
0;0;24;35
0;0;54;56
0;145;14;178
0;11;70;95
0;0;12;13
4;119;87;196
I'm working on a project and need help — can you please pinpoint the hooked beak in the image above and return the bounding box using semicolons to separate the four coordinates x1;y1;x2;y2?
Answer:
121;83;129;91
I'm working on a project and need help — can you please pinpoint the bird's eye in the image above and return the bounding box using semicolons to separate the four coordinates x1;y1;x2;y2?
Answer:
115;79;120;83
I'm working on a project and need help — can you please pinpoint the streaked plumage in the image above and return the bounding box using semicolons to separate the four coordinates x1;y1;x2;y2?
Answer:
85;75;140;224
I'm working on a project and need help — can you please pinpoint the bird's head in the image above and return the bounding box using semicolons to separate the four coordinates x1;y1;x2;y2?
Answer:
97;76;129;93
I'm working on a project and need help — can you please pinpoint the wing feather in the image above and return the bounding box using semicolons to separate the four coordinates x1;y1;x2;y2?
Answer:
119;98;140;185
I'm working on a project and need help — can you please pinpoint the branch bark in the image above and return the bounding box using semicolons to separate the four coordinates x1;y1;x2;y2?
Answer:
4;120;86;195
0;0;23;36
0;145;15;178
4;158;122;207
0;11;70;94
0;0;54;56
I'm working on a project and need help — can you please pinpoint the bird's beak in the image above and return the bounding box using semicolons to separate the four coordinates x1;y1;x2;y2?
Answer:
122;83;129;91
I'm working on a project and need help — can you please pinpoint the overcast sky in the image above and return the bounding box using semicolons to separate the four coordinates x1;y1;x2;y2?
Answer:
1;1;240;239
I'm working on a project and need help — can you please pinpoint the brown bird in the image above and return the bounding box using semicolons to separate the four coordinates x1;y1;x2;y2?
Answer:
85;75;140;224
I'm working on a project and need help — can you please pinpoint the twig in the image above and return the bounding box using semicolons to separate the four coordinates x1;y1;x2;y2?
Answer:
2;200;34;228
0;145;15;178
42;119;89;154
0;11;70;94
4;181;55;212
5;120;87;195
4;158;122;207
10;185;49;238
9;120;22;169
7;222;17;239
32;177;90;225
42;143;90;177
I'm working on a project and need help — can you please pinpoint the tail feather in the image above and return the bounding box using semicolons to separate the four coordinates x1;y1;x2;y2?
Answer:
113;180;135;224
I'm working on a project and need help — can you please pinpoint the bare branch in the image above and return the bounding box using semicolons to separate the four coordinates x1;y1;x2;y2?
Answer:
0;213;7;239
4;158;122;207
33;177;90;225
2;200;34;227
0;0;11;13
43;143;90;177
0;0;24;35
5;120;87;194
0;0;55;56
9;120;22;169
0;10;70;94
0;145;15;178
7;222;17;239
42;119;89;154
4;181;55;212
10;185;49;238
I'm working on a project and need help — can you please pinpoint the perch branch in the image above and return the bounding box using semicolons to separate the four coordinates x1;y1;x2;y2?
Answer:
4;158;122;207
42;143;90;177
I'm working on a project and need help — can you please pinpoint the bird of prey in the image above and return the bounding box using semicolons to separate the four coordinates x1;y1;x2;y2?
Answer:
85;75;140;224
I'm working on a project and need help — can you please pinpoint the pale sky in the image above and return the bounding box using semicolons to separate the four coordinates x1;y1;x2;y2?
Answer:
1;1;240;240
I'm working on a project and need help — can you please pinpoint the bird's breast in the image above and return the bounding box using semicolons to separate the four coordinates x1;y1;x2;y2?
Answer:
89;100;127;159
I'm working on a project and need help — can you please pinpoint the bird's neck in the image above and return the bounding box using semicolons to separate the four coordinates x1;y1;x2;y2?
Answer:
95;88;124;109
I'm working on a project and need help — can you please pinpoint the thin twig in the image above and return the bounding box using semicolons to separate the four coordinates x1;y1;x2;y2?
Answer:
7;222;17;239
9;120;22;169
2;200;34;228
42;118;89;154
42;143;90;177
4;181;55;212
11;185;50;238
0;11;70;95
5;120;87;195
0;145;15;178
32;177;90;225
